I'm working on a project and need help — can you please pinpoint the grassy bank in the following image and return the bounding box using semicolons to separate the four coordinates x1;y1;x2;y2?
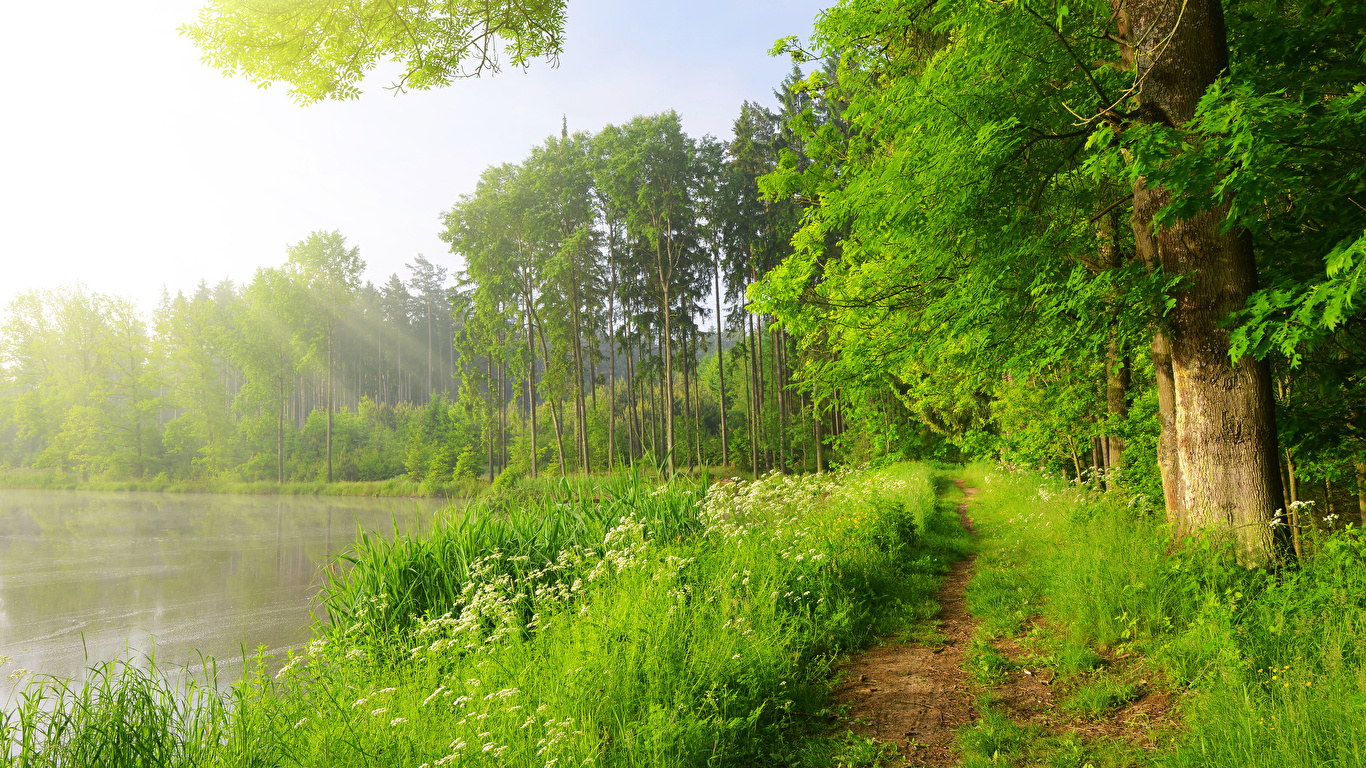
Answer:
955;464;1366;767
0;468;484;497
2;462;970;766
0;466;739;499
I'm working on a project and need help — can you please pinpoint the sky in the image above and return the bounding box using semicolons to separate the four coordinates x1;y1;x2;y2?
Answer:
0;0;828;313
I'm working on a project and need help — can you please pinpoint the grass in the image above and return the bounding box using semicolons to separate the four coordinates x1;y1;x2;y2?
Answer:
2;462;970;766
955;462;1366;768
0;468;484;497
0;465;742;498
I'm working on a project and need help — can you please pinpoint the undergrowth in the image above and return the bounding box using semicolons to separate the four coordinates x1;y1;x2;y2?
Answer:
957;463;1366;767
2;462;968;767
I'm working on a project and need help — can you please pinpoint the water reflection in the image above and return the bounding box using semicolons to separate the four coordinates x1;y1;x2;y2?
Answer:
0;490;440;687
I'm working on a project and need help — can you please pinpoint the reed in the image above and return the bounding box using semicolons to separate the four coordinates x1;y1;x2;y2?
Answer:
3;463;964;767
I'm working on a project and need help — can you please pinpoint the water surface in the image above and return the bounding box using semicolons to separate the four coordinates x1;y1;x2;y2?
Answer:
0;490;439;687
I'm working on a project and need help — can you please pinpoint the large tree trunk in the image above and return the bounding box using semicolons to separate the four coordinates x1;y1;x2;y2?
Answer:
1355;458;1366;528
1123;0;1284;564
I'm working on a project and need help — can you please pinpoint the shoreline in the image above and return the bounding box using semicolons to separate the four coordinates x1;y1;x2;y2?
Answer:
0;473;486;498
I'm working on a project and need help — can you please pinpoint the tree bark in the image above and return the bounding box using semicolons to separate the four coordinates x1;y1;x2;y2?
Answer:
525;294;538;479
814;394;825;475
713;255;729;466
326;323;333;483
607;255;618;469
747;308;762;474
1098;208;1130;472
775;324;787;473
1355;458;1366;527
682;325;694;471
532;315;567;477
1123;0;1285;564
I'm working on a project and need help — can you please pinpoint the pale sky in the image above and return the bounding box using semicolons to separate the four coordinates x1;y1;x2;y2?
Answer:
0;0;826;312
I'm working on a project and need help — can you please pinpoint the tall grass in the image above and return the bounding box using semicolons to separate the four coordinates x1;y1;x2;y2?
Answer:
4;463;966;767
960;463;1366;767
1;658;240;767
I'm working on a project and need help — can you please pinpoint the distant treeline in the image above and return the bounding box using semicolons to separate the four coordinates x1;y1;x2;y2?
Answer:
0;72;954;487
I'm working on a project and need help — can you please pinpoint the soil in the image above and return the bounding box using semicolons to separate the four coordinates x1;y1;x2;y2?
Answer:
830;483;980;767
830;481;1178;766
986;631;1179;753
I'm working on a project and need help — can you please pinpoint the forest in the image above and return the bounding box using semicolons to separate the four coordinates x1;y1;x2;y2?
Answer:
3;0;1366;765
0;0;1360;548
0;74;944;493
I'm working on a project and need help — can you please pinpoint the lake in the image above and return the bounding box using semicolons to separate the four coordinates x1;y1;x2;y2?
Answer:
0;490;441;689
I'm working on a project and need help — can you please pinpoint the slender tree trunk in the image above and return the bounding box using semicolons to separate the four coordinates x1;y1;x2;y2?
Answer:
570;277;589;474
533;319;568;476
526;295;538;479
488;355;496;482
1105;345;1130;470
626;333;639;463
426;296;433;404
277;363;285;485
814;396;824;474
775;324;786;473
647;353;660;461
661;288;675;476
693;329;702;470
682;326;694;471
1284;448;1302;558
326;324;334;484
1099;209;1130;471
499;355;507;473
607;261;618;469
747;310;762;474
1123;0;1285;564
713;259;729;466
748;334;759;472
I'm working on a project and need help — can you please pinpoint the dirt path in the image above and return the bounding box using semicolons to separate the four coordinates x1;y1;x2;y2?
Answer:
831;482;979;767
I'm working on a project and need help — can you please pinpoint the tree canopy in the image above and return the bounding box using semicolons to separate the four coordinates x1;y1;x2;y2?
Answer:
180;0;567;102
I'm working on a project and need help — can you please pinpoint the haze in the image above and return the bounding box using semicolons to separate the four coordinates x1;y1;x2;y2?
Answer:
0;0;824;310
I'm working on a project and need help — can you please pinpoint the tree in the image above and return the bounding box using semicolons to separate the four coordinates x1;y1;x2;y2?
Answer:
408;255;450;404
604;112;697;476
288;231;364;483
236;267;307;483
182;0;567;103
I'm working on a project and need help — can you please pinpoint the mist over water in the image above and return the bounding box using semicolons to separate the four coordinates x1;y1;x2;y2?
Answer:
0;491;438;689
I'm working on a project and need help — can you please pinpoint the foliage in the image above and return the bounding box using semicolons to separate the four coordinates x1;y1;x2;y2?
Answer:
181;0;567;103
960;463;1366;767
2;464;966;767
